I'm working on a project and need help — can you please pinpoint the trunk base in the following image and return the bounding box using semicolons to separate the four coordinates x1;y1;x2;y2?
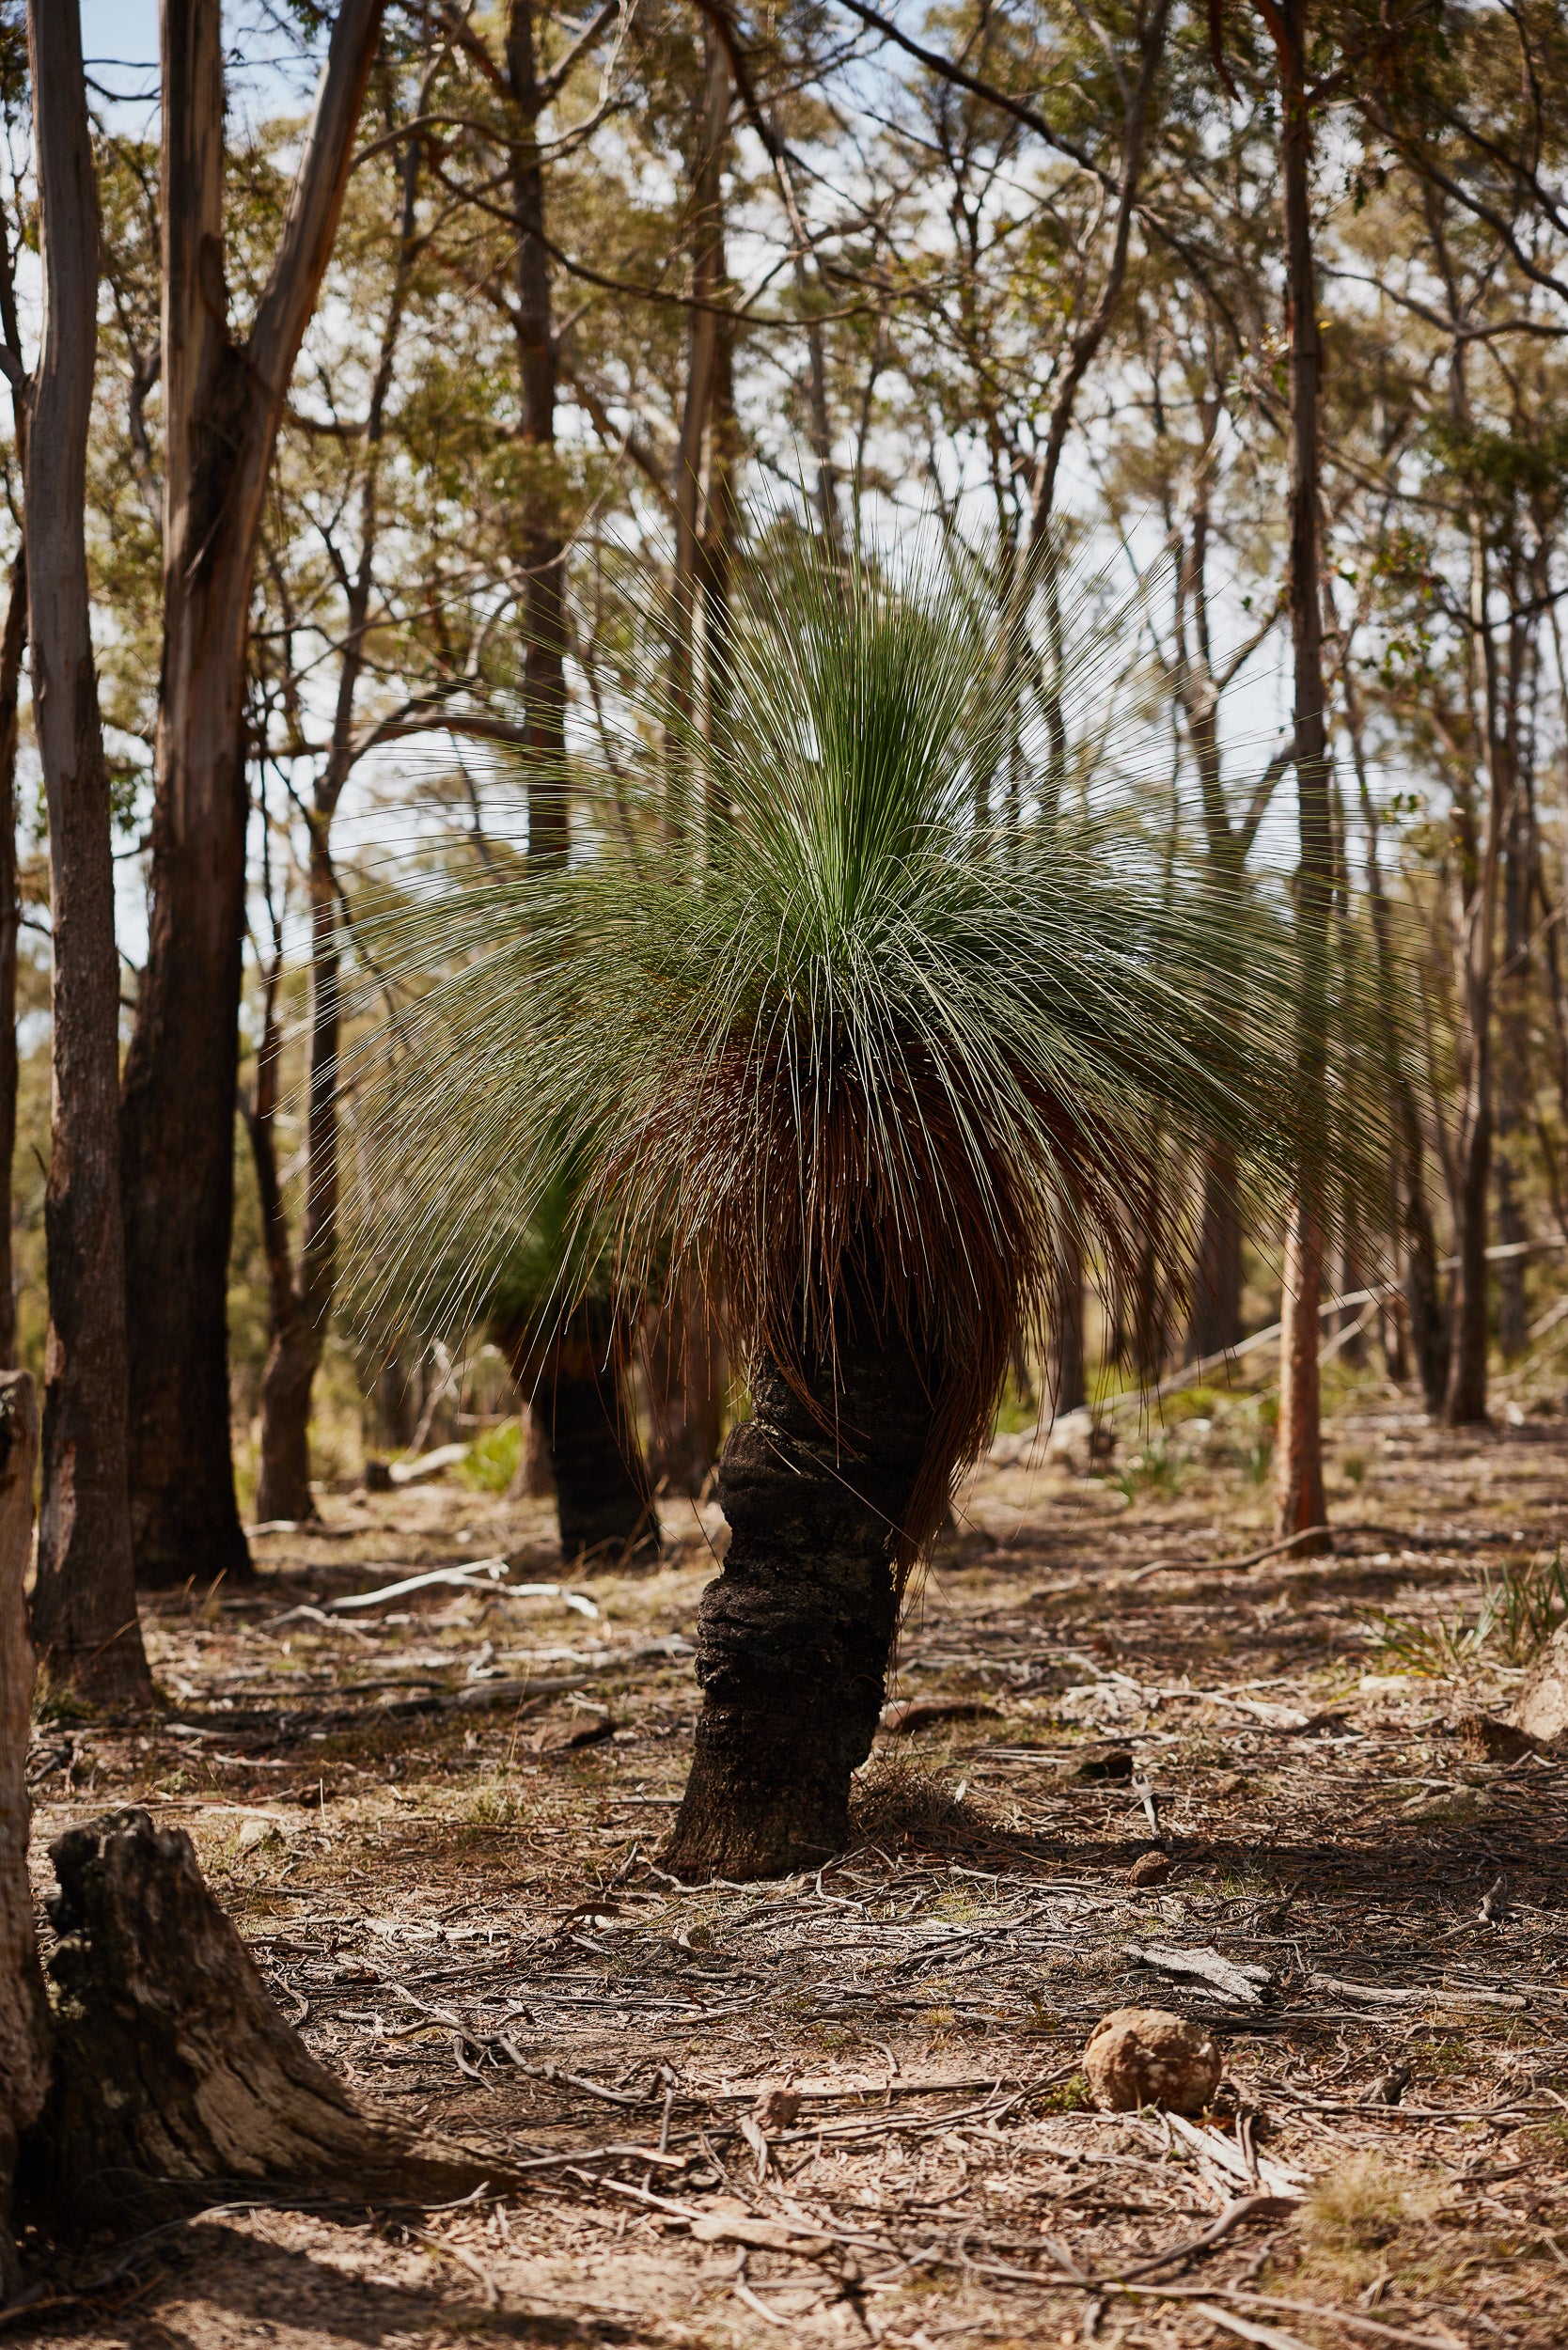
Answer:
19;1809;520;2231
546;1371;660;1568
666;1705;858;1880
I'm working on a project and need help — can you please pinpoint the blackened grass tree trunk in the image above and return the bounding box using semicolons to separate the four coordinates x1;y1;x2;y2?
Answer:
1260;0;1330;1553
666;1312;933;1881
25;0;152;1705
119;0;385;1588
253;82;430;1525
500;1309;661;1566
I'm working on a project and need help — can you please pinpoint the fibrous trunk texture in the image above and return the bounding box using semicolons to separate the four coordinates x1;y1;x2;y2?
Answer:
26;0;151;1700
645;1274;726;1497
665;1327;934;1883
1187;1140;1242;1361
0;1373;48;2293
20;1808;521;2232
1275;1191;1329;1552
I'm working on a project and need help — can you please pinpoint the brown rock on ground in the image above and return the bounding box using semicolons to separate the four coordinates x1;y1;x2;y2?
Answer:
1127;1850;1171;1887
1084;2007;1221;2114
1508;1629;1568;1747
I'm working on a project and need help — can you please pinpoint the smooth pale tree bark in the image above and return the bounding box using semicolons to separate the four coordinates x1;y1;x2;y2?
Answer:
508;0;570;869
0;1374;45;2291
254;95;428;1523
1260;0;1330;1553
119;0;385;1588
25;0;152;1703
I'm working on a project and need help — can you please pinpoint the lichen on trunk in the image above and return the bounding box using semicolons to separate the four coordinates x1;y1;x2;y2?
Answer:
665;1319;934;1882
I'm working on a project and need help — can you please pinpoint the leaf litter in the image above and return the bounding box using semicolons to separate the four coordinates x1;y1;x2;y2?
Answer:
17;1387;1568;2346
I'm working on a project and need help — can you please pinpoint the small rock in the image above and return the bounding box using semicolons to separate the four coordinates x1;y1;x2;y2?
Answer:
1127;1850;1171;1888
1083;2007;1222;2115
1455;1712;1538;1764
752;2079;802;2134
236;1816;283;1855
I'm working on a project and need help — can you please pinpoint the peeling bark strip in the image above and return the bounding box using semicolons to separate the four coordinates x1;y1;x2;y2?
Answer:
0;1375;47;2294
666;1330;933;1882
20;1809;523;2231
24;0;151;1701
119;0;386;1589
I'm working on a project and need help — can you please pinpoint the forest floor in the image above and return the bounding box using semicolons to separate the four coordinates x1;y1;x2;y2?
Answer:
17;1362;1568;2350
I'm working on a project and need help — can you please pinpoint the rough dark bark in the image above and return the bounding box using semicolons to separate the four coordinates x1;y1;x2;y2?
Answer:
26;0;152;1702
17;1809;524;2233
503;1313;660;1565
0;1373;47;2294
1049;1223;1088;1415
120;0;384;1590
507;0;569;869
665;1326;934;1883
540;1336;661;1566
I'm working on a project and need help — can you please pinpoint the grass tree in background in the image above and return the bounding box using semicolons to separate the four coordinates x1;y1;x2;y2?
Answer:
349;542;1403;1880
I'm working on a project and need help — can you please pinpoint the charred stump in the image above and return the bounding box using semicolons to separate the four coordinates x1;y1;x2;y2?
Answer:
664;1327;933;1882
0;1376;50;2293
20;1809;512;2230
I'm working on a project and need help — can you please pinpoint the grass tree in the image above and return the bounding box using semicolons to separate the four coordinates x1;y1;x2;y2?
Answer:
351;547;1392;1881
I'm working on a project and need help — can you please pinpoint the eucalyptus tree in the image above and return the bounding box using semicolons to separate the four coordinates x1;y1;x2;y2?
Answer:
23;0;149;1701
119;0;385;1588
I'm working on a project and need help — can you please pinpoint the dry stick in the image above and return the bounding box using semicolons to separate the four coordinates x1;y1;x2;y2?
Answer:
1129;1524;1332;1582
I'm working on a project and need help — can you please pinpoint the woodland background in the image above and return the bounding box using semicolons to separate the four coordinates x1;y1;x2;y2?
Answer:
3;0;1567;1525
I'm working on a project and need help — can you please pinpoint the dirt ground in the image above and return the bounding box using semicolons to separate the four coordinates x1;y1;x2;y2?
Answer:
16;1362;1568;2349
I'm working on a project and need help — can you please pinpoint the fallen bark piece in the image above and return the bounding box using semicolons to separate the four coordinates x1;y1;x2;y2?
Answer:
688;2199;830;2253
752;2081;802;2134
20;1808;525;2229
879;1698;1000;1734
1125;1943;1274;2010
1084;2008;1221;2115
1509;1626;1568;1746
1164;2111;1309;2199
0;1374;47;2295
1455;1711;1538;1764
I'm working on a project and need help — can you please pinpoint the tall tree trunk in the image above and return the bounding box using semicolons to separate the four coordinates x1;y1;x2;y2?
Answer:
1494;759;1529;1357
668;21;729;849
666;1324;933;1881
645;1277;727;1497
1049;1218;1088;1414
25;0;151;1703
508;0;569;870
119;0;384;1589
255;94;424;1520
1263;0;1329;1553
0;554;24;1371
699;297;739;840
1188;1138;1243;1360
1444;536;1506;1427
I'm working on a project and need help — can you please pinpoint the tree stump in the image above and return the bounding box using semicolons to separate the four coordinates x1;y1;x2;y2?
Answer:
0;1375;49;2293
21;1807;519;2229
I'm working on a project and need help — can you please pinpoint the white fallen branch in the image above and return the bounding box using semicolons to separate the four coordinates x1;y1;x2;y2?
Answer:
322;1563;600;1618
